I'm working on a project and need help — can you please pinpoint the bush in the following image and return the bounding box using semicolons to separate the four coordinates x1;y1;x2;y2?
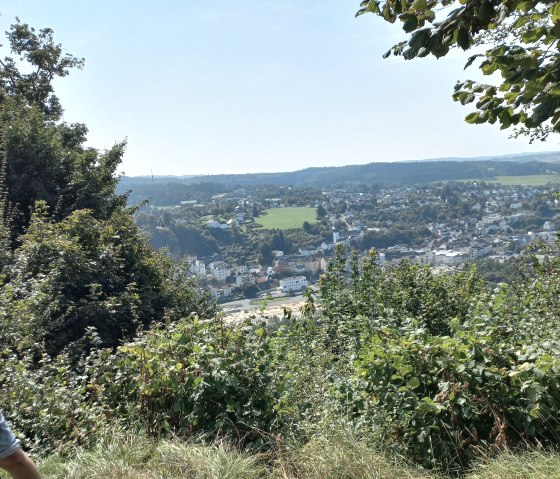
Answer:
350;304;560;471
93;316;283;448
0;205;215;357
0;349;109;455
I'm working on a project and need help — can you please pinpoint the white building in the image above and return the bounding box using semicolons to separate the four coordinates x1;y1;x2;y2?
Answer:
233;264;248;275
208;261;232;282
226;218;239;229
432;250;467;266
188;258;206;276
209;286;233;298
279;276;308;293
207;219;228;229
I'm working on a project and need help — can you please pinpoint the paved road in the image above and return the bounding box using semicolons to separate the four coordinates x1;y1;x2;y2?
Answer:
220;294;304;313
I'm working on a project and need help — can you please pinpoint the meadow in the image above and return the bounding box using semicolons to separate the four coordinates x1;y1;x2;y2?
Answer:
255;207;317;230
456;174;560;185
491;174;560;186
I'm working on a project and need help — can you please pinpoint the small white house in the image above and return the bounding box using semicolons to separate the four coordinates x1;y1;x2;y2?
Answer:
208;261;232;282
207;219;228;229
279;276;308;293
188;258;206;276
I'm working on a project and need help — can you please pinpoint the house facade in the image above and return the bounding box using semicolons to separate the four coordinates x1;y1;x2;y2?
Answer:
279;276;308;293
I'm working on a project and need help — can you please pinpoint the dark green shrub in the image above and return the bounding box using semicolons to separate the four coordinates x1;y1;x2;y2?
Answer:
0;204;214;357
0;349;108;455
93;316;282;448
352;311;560;471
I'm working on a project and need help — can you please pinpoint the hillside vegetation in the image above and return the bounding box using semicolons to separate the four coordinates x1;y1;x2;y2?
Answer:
2;245;560;476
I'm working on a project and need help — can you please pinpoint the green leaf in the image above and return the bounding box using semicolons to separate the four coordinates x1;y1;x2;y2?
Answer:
457;29;471;50
464;54;482;70
477;1;494;23
517;1;534;13
367;1;381;14
408;28;431;50
465;112;479;124
529;407;540;418
403;15;419;33
408;377;421;388
403;48;418;60
550;2;560;22
522;27;547;43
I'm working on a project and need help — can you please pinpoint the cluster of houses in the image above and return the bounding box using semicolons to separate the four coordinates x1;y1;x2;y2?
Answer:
188;255;315;300
183;182;558;300
188;258;270;299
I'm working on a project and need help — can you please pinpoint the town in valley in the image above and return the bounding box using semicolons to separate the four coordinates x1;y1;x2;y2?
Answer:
120;156;560;305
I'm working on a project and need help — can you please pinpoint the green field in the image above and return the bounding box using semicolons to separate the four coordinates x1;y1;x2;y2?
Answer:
490;174;560;186
255;207;317;230
457;174;560;186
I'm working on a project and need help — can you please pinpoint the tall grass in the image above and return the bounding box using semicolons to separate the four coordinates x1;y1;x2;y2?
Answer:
465;451;560;479
35;433;560;479
38;432;266;479
35;430;434;479
275;433;436;479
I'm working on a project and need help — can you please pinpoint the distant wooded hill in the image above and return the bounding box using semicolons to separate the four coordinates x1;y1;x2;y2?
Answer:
118;152;560;205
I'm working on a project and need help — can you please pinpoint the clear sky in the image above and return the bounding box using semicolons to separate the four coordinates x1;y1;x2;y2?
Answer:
2;1;559;176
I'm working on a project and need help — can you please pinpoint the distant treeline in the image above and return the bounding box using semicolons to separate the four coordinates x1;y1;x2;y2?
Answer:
118;158;560;205
119;181;229;206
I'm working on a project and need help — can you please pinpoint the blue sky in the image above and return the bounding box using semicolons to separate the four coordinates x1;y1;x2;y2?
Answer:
2;1;559;176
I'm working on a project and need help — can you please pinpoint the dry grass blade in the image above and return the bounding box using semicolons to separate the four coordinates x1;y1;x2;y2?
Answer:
465;451;560;479
275;433;437;479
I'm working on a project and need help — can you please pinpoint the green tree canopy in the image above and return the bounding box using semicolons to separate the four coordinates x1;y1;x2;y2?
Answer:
0;204;214;357
0;20;215;356
0;20;83;120
0;21;126;241
357;0;560;141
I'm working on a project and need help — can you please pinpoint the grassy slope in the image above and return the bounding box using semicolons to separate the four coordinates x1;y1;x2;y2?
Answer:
456;174;560;185
491;175;560;186
36;434;560;479
255;208;317;230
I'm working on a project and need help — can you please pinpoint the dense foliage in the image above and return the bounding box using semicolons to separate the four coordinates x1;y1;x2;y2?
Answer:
0;205;213;357
0;23;127;241
3;242;560;474
0;19;215;445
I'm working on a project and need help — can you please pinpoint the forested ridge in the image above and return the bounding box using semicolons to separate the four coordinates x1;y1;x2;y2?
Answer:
1;18;560;479
119;156;560;199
